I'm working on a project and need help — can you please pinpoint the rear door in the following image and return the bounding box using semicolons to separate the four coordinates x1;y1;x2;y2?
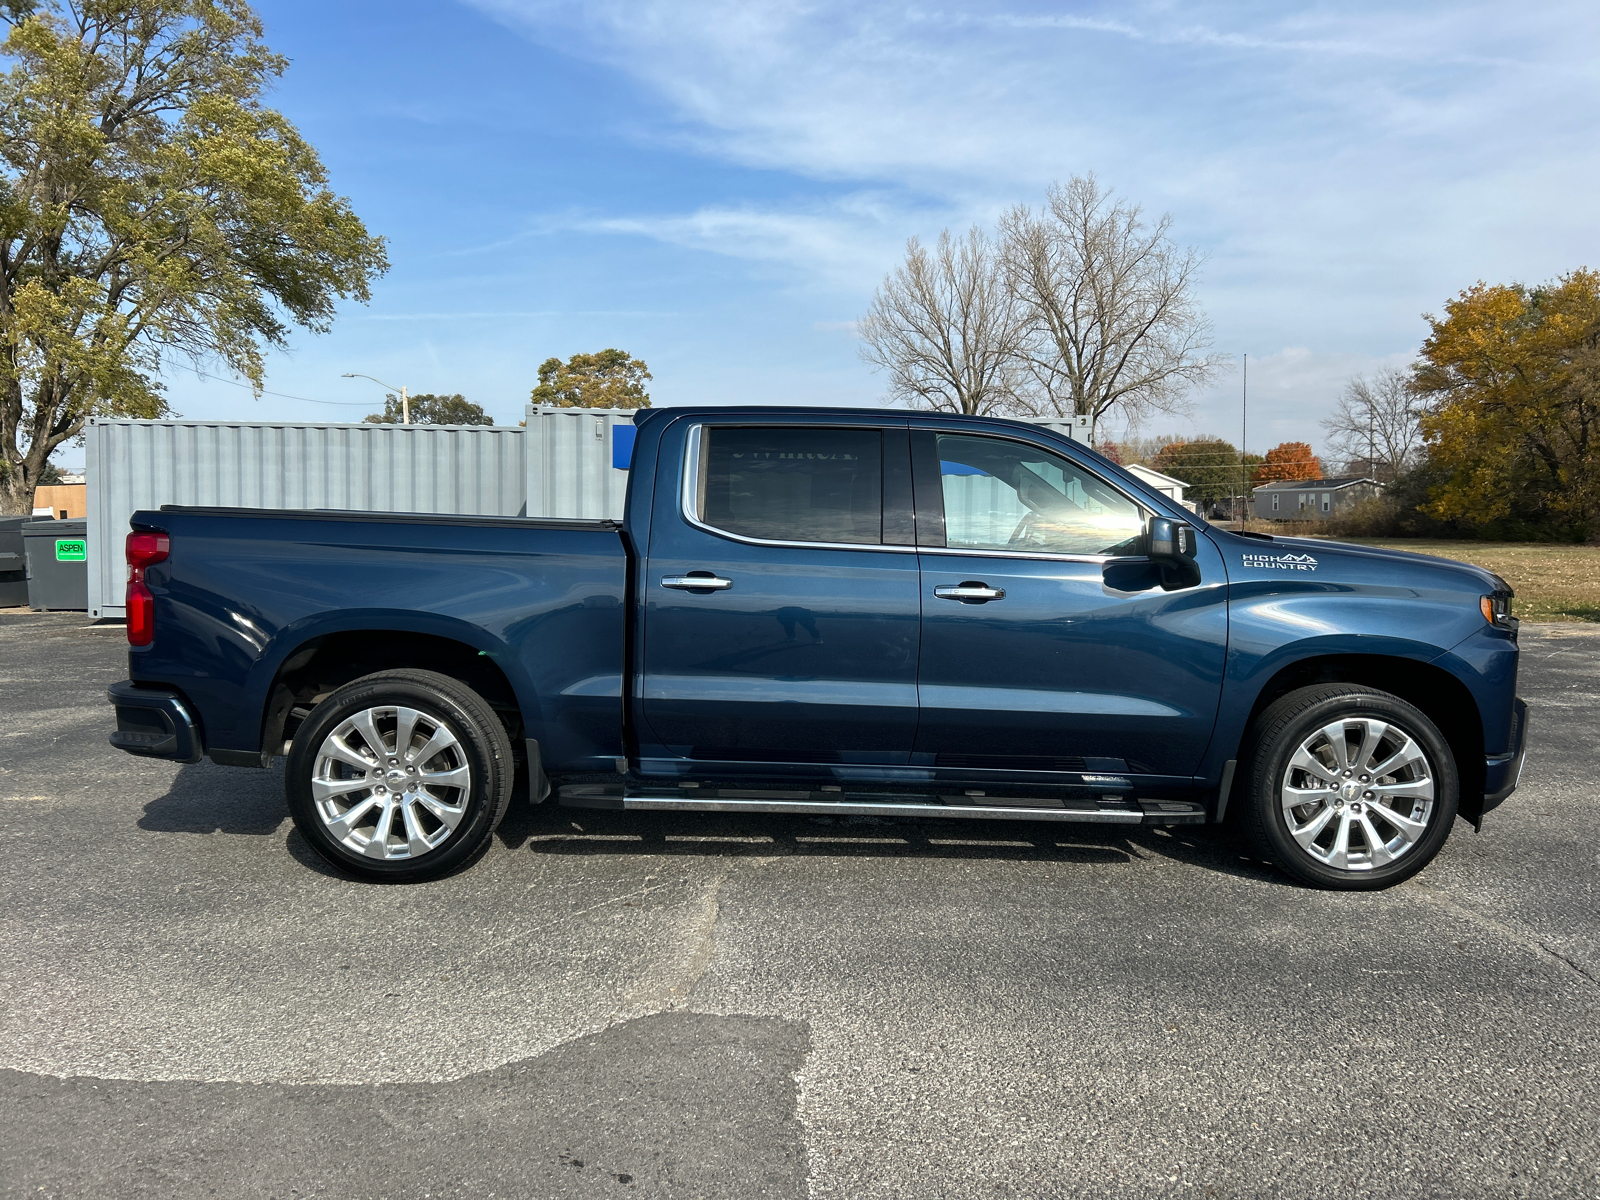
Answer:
912;426;1228;781
638;416;920;773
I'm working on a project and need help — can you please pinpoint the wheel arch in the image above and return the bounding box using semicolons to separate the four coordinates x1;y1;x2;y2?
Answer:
260;628;525;758
1233;654;1485;817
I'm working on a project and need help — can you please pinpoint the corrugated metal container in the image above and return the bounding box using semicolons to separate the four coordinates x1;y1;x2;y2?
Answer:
522;405;638;520
85;419;527;618
1020;413;1091;440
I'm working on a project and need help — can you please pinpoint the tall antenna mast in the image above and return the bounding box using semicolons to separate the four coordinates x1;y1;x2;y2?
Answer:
1239;353;1248;531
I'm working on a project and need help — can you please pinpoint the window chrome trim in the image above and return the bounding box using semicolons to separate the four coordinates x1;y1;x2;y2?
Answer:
677;421;1156;564
679;422;918;554
918;545;1147;565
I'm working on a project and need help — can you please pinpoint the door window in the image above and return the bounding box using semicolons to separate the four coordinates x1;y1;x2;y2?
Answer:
934;434;1144;556
694;426;883;545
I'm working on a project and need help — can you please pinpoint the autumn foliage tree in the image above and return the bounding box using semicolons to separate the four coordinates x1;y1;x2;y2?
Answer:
531;349;651;409
1252;441;1322;485
1413;270;1600;538
0;1;387;515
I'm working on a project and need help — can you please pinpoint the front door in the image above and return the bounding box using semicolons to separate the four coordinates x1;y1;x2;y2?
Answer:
912;427;1228;781
638;417;920;772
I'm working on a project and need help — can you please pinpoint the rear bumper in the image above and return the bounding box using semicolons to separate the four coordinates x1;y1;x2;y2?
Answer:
108;680;203;764
1482;696;1529;815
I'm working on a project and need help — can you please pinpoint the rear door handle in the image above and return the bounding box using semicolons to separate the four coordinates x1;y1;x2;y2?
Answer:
934;583;1006;603
661;574;733;591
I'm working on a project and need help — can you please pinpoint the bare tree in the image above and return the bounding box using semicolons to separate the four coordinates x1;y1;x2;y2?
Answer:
858;227;1024;415
999;175;1222;441
1322;367;1424;482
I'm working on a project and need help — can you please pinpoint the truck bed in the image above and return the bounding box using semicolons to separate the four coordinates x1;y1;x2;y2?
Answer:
127;505;630;771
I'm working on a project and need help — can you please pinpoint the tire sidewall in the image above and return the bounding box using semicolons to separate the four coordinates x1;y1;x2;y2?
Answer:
286;676;505;882
1251;690;1459;890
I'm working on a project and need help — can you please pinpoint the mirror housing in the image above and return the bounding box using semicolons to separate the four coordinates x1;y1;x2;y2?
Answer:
1147;516;1201;590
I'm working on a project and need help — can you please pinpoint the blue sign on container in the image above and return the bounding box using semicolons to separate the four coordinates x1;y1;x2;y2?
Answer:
611;424;637;470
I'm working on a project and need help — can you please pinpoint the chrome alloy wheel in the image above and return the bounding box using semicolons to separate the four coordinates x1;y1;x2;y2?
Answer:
311;706;471;860
1280;718;1436;872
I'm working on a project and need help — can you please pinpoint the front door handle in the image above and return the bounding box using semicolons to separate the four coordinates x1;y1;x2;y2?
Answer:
661;573;733;591
934;583;1006;603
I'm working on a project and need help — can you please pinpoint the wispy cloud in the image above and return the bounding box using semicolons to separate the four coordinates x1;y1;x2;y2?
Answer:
462;0;1600;435
359;310;673;320
553;193;937;288
967;9;1521;67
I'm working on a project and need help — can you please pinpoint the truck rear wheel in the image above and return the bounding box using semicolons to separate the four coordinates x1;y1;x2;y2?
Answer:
285;669;514;882
1240;685;1459;890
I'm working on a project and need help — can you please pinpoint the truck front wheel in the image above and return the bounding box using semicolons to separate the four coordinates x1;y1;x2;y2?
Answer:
285;669;514;882
1240;685;1459;890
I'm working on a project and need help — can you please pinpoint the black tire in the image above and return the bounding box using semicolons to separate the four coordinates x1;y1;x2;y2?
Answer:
1240;684;1459;890
285;669;514;883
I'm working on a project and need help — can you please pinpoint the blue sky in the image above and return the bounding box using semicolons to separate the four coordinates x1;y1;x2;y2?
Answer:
141;0;1600;468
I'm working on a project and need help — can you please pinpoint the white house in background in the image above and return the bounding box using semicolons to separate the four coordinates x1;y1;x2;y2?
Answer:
1124;463;1195;512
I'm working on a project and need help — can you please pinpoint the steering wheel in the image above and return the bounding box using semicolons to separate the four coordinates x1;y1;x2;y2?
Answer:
1007;513;1037;547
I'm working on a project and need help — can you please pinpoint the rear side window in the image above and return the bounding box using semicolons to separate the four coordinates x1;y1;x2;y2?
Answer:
695;426;883;545
935;433;1144;556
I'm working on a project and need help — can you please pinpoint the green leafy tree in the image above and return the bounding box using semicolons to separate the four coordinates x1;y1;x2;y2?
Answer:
0;1;388;514
1152;437;1242;505
530;349;651;409
363;393;491;426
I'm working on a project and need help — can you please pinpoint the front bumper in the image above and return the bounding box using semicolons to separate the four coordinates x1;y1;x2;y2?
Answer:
108;680;203;764
1482;696;1529;816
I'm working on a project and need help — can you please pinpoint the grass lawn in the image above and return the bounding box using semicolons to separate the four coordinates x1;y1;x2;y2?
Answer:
1309;538;1600;623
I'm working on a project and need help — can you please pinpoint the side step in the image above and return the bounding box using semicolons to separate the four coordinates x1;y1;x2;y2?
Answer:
556;785;1205;826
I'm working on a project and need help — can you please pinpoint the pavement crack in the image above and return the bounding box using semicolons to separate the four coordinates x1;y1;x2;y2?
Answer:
1537;942;1600;987
1406;880;1599;988
612;868;730;1019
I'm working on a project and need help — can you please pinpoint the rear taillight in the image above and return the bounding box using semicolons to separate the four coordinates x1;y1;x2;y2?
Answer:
126;530;169;647
127;581;154;646
126;531;170;569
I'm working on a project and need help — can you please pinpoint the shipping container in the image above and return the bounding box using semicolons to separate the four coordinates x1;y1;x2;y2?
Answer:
521;405;637;520
85;419;527;619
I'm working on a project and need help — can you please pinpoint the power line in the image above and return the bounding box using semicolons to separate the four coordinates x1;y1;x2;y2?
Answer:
171;363;372;407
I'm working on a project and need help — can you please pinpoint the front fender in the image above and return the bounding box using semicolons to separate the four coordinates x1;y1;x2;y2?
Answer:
1200;572;1491;789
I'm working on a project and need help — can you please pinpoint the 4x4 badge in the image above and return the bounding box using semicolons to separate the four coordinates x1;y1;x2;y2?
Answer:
1243;551;1317;572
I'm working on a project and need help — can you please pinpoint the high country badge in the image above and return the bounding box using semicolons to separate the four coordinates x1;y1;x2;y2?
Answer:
1243;551;1318;572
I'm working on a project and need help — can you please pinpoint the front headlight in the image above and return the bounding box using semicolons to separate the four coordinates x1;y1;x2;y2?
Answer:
1480;592;1517;630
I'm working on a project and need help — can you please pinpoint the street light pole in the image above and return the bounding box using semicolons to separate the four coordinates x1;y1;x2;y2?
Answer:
341;373;409;424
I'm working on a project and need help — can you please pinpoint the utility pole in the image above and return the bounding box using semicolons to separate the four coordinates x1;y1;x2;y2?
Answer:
341;373;410;424
1369;404;1376;482
1239;352;1248;531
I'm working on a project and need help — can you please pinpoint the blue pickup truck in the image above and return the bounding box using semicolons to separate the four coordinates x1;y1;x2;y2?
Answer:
107;406;1527;889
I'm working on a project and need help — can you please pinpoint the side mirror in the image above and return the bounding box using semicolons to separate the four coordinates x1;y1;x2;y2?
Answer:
1147;516;1201;590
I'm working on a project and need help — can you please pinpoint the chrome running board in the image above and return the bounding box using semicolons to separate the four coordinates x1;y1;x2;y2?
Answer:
557;785;1205;826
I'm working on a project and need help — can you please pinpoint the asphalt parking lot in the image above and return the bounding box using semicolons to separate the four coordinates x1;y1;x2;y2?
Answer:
1;611;1597;1199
